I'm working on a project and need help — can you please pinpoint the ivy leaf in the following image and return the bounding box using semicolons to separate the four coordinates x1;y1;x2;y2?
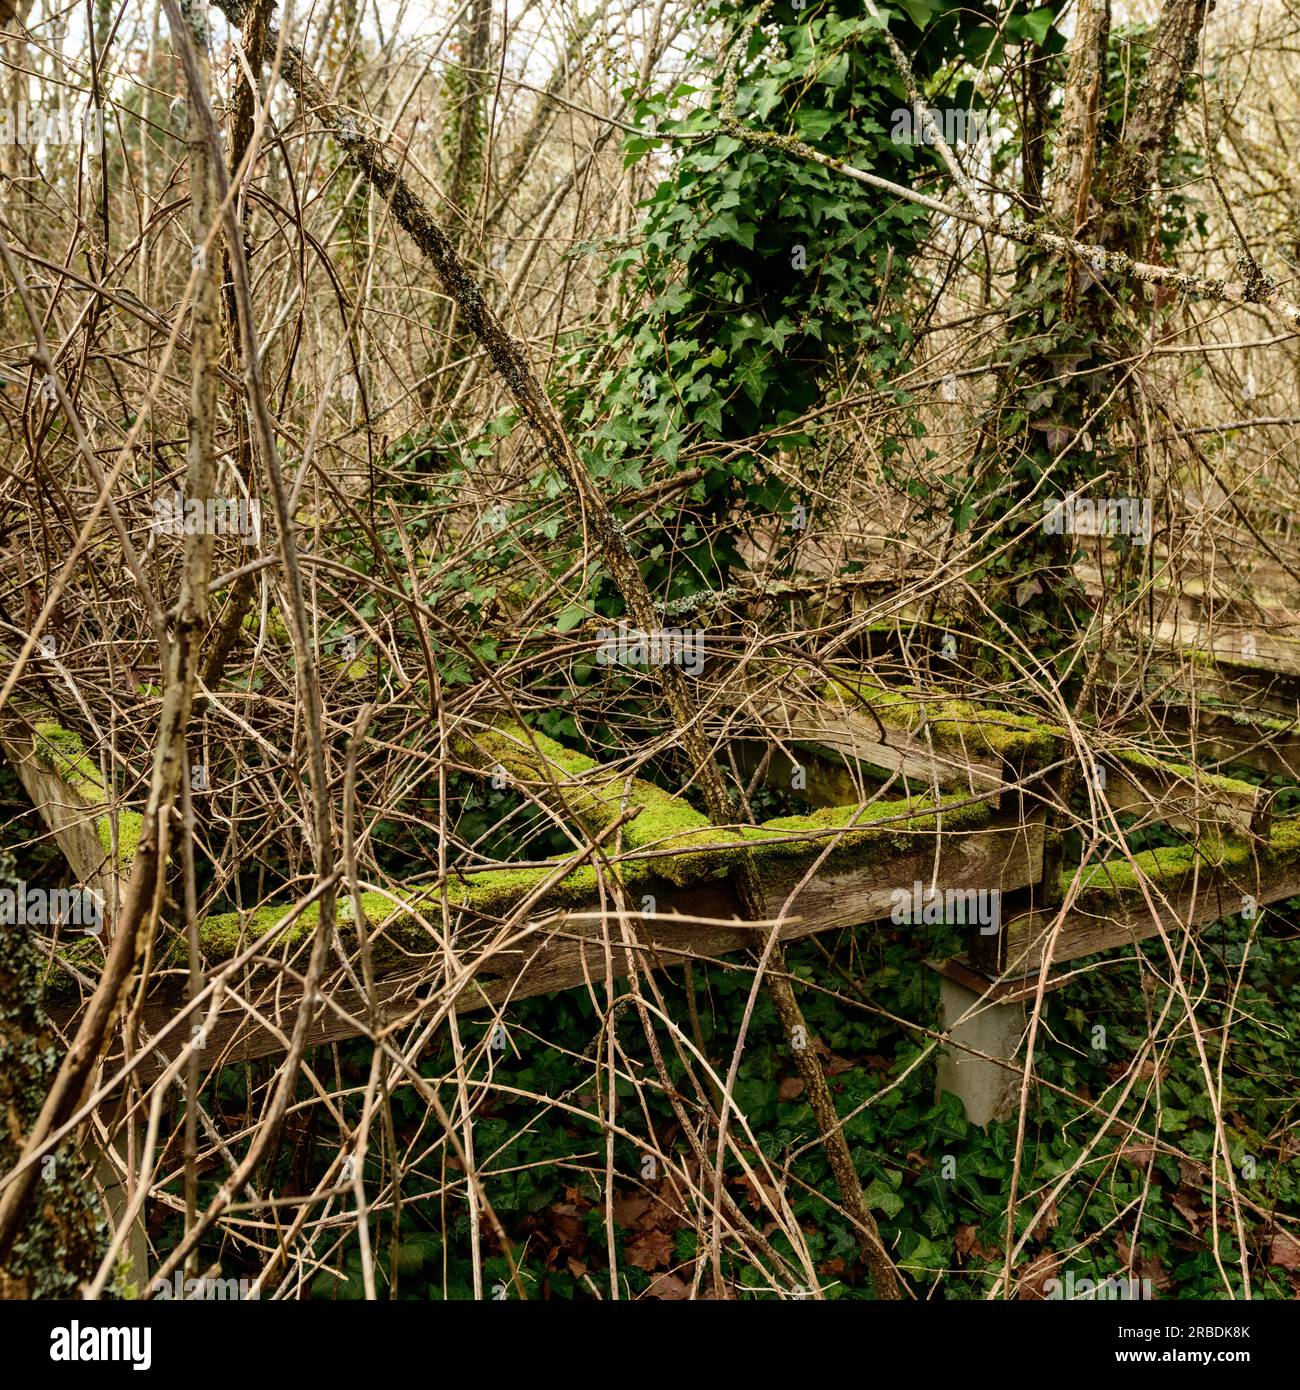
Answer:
795;108;839;140
1020;8;1054;46
735;351;773;408
865;1177;905;1218
696;397;725;437
622;135;653;168
898;0;940;29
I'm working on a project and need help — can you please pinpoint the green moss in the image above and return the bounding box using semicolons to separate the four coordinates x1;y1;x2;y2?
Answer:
743;792;992;869
448;863;607;915
31;724;140;870
1262;814;1300;863
1229;709;1296;734
198;903;309;961
458;723;598;784
1068;814;1300;904
240;608;291;643
36;935;105;1002
32;723;104;801
199;889;417;961
822;678;1060;765
95;810;142;869
196;865;626;964
1113;747;1259;799
1071;844;1207;899
456;722;733;885
458;720;1008;891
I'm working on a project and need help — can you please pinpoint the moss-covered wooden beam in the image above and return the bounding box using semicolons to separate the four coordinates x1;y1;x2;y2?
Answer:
184;724;998;974
998;814;1300;974
453;721;745;887
1094;607;1300;690
43;717;1028;1080
857;664;1299;821
734;688;1007;801
48;800;1041;1082
1102;747;1272;837
1100;640;1300;720
1131;699;1300;781
0;717;140;887
456;713;1014;865
733;673;1275;840
1147;616;1300;681
818;678;1059;798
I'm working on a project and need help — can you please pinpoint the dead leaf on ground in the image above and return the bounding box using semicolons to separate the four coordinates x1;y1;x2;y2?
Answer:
625;1229;674;1271
737;1170;784;1211
1170;1193;1205;1234
547;1201;585;1249
644;1272;690;1300
1116;1235;1174;1291
611;1192;651;1228
956;1223;1001;1262
1018;1251;1061;1300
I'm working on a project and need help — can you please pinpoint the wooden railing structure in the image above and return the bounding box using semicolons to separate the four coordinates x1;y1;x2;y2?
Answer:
7;558;1300;1109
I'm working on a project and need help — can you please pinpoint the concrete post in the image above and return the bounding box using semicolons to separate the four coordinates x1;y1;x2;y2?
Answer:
934;969;1031;1126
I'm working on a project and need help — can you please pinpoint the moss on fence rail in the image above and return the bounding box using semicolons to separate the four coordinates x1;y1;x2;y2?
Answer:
184;715;994;972
1065;814;1300;907
190;795;991;967
821;677;1060;766
30;721;142;869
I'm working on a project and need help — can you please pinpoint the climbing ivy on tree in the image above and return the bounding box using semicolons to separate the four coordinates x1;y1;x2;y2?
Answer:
560;0;1006;600
957;19;1207;668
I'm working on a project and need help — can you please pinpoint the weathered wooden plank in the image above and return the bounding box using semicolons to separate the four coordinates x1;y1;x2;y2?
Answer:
1077;561;1300;637
0;717;137;901
1100;643;1300;719
1130;700;1300;780
729;738;873;809
998;817;1300;975
1100;749;1271;837
737;693;1007;799
74;807;1042;1081
1148;615;1300;679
